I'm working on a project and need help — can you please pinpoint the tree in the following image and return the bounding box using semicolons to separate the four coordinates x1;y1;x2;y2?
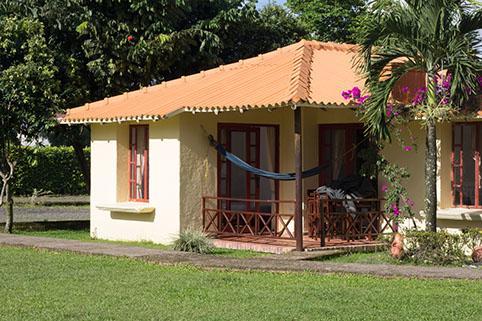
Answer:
215;3;307;62
0;0;307;194
0;16;60;232
358;0;481;232
286;0;368;43
0;0;307;200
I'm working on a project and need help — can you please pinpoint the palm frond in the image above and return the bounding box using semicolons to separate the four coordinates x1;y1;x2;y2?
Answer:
358;0;481;141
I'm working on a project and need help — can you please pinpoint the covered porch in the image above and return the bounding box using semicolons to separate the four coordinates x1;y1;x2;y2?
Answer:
198;107;395;251
202;194;394;252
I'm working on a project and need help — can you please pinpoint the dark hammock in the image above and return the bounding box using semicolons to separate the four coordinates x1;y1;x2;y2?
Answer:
209;135;326;181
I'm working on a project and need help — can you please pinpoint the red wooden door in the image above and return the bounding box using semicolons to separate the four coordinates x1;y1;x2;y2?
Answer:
218;125;261;210
318;124;365;187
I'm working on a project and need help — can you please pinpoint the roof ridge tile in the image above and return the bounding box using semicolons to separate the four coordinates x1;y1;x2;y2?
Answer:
288;41;314;103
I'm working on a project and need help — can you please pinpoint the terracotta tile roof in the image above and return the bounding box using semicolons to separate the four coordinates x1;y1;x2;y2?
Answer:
60;40;365;124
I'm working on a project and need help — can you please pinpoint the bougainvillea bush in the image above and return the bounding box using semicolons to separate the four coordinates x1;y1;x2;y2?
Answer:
341;86;417;227
341;71;482;227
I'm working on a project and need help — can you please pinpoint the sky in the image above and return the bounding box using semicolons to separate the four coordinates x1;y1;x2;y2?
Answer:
257;0;286;8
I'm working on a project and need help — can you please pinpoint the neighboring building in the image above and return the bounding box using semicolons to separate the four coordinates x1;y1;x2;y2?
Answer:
60;40;481;249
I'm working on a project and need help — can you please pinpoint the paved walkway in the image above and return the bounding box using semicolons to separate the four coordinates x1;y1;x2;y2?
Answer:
0;233;481;280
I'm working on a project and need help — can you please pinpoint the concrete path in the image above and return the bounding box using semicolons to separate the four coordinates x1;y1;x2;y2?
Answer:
0;207;89;223
0;233;481;280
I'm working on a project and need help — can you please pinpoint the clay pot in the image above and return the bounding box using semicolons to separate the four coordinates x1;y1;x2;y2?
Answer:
390;232;404;259
472;246;482;263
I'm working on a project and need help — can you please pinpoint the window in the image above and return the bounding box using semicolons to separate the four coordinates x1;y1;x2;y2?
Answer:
129;125;149;201
217;124;279;210
452;123;482;207
318;124;367;186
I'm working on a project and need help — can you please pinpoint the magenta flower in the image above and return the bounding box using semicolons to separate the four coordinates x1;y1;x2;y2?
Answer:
341;90;352;100
403;145;413;152
381;184;388;193
477;76;482;88
391;204;400;217
402;86;409;93
357;95;370;104
351;86;361;99
442;79;451;91
412;95;423;105
386;104;393;118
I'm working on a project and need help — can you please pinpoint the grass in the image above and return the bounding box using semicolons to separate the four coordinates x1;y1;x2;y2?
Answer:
0;246;481;321
313;251;481;268
13;195;89;207
313;251;402;265
14;229;266;258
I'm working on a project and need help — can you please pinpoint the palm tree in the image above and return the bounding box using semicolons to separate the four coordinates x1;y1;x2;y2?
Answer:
358;0;481;232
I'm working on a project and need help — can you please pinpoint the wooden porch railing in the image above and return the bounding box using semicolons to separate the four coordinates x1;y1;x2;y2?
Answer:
202;196;296;239
307;194;395;244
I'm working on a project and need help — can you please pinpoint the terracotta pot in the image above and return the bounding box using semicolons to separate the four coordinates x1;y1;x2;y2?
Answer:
472;246;482;263
390;233;404;259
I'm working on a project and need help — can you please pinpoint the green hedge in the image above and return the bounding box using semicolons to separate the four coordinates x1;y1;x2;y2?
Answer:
11;146;89;196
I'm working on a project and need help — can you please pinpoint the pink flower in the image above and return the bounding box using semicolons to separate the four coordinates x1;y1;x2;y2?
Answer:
386;104;393;118
351;86;361;99
357;95;370;104
403;145;413;152
341;90;352;100
401;86;409;93
381;184;388;193
391;204;400;217
406;198;415;207
441;75;451;91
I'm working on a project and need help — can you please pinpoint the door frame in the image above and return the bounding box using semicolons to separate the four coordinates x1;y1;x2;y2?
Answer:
452;122;481;208
217;123;280;203
318;123;364;187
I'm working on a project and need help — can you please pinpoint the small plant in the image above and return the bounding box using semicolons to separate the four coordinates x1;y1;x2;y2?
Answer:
173;229;214;254
29;188;52;205
403;229;481;266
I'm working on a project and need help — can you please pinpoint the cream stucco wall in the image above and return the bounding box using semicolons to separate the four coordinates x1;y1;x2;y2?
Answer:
381;120;482;230
90;119;181;244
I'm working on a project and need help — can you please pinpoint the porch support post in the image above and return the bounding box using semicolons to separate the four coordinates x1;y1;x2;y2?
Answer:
294;106;304;251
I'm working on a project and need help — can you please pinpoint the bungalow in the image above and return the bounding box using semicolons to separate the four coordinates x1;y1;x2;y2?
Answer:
60;40;482;250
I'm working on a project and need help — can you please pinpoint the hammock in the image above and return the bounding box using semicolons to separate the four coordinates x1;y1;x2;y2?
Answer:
209;135;325;181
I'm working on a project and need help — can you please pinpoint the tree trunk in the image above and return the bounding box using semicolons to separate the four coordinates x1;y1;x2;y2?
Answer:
4;182;13;233
425;119;437;232
72;141;90;193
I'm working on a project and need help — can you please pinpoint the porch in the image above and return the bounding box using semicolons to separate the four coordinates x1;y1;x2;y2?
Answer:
212;236;385;254
203;195;395;253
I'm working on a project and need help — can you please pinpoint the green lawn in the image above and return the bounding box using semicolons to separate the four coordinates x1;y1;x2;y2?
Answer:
313;251;403;265
313;251;481;268
0;246;481;321
14;229;265;258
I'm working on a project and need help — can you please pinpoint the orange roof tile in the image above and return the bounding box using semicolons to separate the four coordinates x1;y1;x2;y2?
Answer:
60;40;365;124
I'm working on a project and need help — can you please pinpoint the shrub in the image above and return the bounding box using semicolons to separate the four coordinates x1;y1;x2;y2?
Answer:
11;146;89;196
173;229;214;254
404;229;482;266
